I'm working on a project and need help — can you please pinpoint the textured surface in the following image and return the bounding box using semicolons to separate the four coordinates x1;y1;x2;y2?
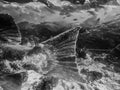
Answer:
0;0;120;90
